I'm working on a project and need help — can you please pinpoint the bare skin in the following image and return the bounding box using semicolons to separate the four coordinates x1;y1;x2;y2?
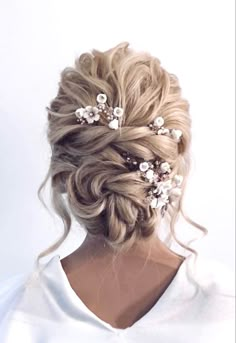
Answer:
60;233;186;330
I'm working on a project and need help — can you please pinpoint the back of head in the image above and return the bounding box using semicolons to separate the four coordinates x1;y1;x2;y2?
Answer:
38;42;204;262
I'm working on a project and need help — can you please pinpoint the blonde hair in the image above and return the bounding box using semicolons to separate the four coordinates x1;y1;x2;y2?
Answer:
37;42;207;266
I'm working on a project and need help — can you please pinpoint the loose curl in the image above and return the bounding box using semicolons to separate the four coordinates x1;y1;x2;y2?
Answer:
37;42;207;268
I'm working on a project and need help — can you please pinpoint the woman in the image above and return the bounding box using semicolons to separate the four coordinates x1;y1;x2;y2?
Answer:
0;42;234;342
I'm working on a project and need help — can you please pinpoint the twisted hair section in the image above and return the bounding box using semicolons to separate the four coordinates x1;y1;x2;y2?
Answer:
37;42;207;273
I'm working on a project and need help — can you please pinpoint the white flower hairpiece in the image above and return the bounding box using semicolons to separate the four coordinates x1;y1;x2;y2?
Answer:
74;93;123;130
74;94;183;144
122;152;183;216
148;116;183;142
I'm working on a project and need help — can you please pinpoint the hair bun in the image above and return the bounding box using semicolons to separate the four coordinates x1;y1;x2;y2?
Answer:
37;42;205;263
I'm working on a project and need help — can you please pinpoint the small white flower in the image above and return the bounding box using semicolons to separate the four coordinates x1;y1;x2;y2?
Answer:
174;174;183;186
75;108;86;118
139;162;149;172
155;180;172;196
83;106;100;124
160;162;171;173
97;93;107;104
113;107;124;117
171;129;183;141
153;116;165;128
150;193;169;209
145;169;154;180
108;118;119;130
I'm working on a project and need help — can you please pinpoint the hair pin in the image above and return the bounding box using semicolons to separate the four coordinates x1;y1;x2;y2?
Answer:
74;93;123;130
122;151;183;216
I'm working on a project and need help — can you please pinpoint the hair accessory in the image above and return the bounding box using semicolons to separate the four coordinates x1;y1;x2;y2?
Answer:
121;151;183;216
148;116;183;142
74;94;182;143
74;93;123;130
74;93;183;215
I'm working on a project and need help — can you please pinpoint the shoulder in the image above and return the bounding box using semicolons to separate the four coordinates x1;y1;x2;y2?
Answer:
0;256;61;325
194;255;235;295
187;254;235;321
0;271;32;320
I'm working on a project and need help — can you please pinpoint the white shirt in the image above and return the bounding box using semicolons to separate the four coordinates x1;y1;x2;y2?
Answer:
0;253;235;343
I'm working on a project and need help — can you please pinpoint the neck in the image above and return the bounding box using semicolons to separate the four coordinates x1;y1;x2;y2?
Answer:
72;233;185;266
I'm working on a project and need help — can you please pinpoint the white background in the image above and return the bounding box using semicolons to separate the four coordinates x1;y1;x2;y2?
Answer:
0;0;235;281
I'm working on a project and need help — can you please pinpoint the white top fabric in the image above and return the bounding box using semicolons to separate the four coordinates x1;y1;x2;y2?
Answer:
0;252;235;343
